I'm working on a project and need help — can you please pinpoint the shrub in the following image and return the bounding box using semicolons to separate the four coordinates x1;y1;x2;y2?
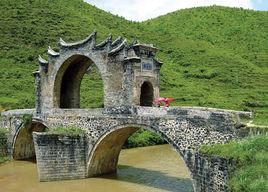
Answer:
123;129;166;148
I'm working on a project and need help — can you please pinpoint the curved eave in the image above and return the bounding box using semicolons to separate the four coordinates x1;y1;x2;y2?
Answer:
94;34;112;50
123;56;141;63
154;58;163;67
59;30;97;48
38;55;48;66
111;36;123;48
108;39;127;56
32;71;40;77
47;46;60;57
133;43;158;52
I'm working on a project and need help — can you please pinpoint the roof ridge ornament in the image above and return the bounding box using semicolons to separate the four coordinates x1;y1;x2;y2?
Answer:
111;36;123;48
94;33;112;50
47;46;60;57
108;39;127;56
38;55;48;73
131;38;139;46
38;55;48;65
59;37;67;47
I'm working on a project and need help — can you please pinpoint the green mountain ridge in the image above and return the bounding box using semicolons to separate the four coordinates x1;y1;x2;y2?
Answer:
0;0;267;124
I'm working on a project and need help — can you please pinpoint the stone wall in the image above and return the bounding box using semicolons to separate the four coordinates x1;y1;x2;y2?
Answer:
33;132;87;181
185;151;235;192
0;130;8;156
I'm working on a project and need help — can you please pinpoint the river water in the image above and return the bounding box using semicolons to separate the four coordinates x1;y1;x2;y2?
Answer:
0;144;193;192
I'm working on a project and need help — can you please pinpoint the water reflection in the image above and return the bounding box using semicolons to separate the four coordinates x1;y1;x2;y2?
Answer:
106;165;193;192
0;145;193;192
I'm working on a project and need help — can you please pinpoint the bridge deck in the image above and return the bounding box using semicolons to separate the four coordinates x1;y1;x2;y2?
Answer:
1;106;251;122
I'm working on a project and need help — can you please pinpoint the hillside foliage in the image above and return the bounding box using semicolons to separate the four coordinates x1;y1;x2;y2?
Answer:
0;0;267;125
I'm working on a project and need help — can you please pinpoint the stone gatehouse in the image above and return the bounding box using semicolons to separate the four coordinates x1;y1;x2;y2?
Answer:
34;30;162;114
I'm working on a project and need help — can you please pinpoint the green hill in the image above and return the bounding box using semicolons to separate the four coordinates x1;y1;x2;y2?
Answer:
0;0;267;125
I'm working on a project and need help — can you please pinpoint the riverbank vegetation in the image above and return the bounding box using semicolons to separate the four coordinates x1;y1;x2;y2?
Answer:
200;135;268;192
124;129;165;148
0;156;9;164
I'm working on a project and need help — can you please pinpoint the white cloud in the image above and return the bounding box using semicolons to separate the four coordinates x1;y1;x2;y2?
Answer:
85;0;254;21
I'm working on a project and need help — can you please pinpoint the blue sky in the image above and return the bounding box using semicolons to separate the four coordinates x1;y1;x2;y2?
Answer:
251;0;268;10
85;0;267;21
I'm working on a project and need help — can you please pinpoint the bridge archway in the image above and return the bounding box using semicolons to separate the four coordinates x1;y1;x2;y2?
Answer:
140;81;154;106
87;124;193;189
12;122;46;160
54;54;104;108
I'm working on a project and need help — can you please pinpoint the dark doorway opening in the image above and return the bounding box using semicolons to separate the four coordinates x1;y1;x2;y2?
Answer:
140;81;154;106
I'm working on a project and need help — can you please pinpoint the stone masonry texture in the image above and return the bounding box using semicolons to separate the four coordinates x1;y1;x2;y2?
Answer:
33;133;87;181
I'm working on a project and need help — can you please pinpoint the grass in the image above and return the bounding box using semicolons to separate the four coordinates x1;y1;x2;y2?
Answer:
22;114;32;123
47;126;84;135
0;128;9;135
200;135;268;192
0;156;10;164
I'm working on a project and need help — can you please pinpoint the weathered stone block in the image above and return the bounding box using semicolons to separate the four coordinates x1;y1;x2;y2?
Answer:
33;132;87;181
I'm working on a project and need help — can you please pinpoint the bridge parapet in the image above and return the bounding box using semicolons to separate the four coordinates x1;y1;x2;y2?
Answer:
40;108;103;117
35;106;251;126
1;109;35;117
0;109;35;134
37;106;250;151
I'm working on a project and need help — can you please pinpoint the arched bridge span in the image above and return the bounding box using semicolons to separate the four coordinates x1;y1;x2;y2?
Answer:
37;106;249;179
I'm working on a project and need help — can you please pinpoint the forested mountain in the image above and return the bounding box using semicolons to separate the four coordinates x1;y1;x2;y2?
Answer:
0;0;267;124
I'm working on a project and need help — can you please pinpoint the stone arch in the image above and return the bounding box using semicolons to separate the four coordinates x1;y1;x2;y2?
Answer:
86;124;193;187
53;54;104;108
140;81;154;106
12;121;46;160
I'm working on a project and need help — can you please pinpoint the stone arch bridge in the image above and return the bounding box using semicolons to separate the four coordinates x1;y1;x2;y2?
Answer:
0;31;251;192
1;106;250;191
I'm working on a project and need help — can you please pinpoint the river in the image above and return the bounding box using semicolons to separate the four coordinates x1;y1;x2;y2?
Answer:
0;144;193;192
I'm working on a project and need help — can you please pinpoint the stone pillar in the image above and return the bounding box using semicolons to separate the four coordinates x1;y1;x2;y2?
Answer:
33;132;87;181
33;71;42;116
122;59;136;106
